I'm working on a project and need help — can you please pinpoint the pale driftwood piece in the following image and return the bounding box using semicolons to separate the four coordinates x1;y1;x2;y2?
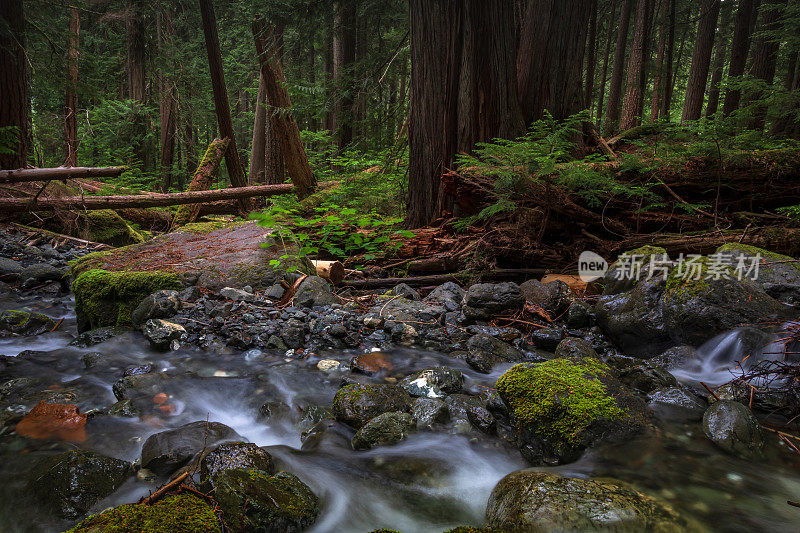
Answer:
311;260;345;285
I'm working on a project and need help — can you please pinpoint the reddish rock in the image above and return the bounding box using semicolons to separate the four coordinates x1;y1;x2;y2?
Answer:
351;351;394;375
16;401;87;443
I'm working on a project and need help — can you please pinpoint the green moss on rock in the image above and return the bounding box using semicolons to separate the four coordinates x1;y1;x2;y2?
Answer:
72;269;181;332
496;359;625;446
69;250;113;279
65;493;219;532
716;243;790;261
78;210;144;247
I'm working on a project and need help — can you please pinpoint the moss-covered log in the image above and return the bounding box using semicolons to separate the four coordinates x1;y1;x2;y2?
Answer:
617;226;800;257
0;166;127;184
171;137;229;229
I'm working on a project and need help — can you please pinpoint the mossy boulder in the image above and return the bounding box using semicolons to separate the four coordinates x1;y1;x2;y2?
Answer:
215;469;320;533
486;469;690;532
715;243;800;305
28;450;131;519
603;245;669;295
198;441;276;491
0;310;57;337
65;493;219;532
141;421;242;476
72;269;182;332
496;358;649;465
332;383;412;429
76;209;145;247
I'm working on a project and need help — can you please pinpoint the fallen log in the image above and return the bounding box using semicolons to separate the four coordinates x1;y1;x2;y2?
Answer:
615;227;800;257
340;268;548;289
6;222;113;250
311;260;345;285
171;137;229;229
0;166;127;184
0;183;296;214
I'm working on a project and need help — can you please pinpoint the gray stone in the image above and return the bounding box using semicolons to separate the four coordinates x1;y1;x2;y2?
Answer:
554;337;597;359
20;263;63;284
519;279;574;317
389;283;421;301
351;411;415;450
466;334;524;373
0;257;23;279
400;367;464;398
220;286;255;302
423;281;466;312
462;282;524;320
141;420;242;476
294;276;337;308
70;326;127;348
142;319;186;350
411;397;448;430
702;400;764;459
649;387;707;422
332;383;412;428
131;290;181;327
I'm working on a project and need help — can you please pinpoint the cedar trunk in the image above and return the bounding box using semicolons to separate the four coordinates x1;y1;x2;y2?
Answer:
584;0;599;111
603;0;633;135
0;0;29;170
704;1;732;117
682;0;721;123
660;0;676;118
171;137;229;228
333;0;356;149
651;0;669;121
64;7;80;166
722;0;758;116
596;0;619;122
746;0;787;131
620;0;654;130
249;73;268;184
158;7;177;191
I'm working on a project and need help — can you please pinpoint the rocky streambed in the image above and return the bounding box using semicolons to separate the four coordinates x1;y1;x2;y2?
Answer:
2;223;800;532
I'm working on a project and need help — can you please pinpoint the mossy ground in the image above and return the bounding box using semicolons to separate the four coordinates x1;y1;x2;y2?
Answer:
72;269;181;330
66;493;219;532
496;358;625;445
79;210;144;247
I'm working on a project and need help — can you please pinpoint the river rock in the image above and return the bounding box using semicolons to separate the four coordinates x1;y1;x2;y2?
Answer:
69;326;127;348
143;319;186;350
294;276;337;308
423;281;466;311
220;286;256;302
198;441;275;490
527;327;564;351
715;244;800;304
462;282;524;320
131;290;182;327
702;400;764;459
141;420;242;476
496;358;649;465
466;334;524;373
554;336;597;359
20;263;64;285
0;310;57;337
649;387;707;423
519;279;573;316
606;356;678;393
215;469;319;533
411;397;448;430
389;283;421;301
352;411;415;450
651;344;700;370
445;394;495;434
332;383;412;428
29;450;131;519
486;469;687;531
0;257;23;280
400;367;463;398
112;372;168;401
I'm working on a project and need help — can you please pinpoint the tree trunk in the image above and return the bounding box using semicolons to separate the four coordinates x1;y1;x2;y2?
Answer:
620;0;654;130
517;0;592;124
333;0;356;149
249;73;267;184
323;13;335;134
64;7;80;167
171;137;229;228
746;0;787;131
603;0;633;135
722;0;758;116
660;0;677;118
198;0;249;214
596;0;618;123
704;0;732;117
682;0;721;123
252;17;316;198
770;50;800;135
126;0;145;102
651;0;669;121
0;0;29;170
584;0;599;111
0;166;127;184
158;6;177;191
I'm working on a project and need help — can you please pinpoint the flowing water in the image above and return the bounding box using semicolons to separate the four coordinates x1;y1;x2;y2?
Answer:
2;292;800;532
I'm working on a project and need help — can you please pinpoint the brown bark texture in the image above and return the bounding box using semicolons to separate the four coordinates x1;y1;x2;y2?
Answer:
0;0;29;170
603;0;633;135
722;0;758;116
682;0;721;122
64;7;80;167
620;0;654;130
171;137;229;228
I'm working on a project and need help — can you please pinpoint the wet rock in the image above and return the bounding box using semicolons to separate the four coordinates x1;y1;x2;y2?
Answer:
198;441;275;490
281;318;307;348
649;387;707;422
81;352;103;369
606;356;678;393
462;282;524;320
112;372;168;401
400;367;464;398
0;310;57;336
316;359;341;372
519;279;574;317
466;334;524;373
602;246;670;295
0;257;23;280
424;281;466;312
332;383;412;428
486;469;688;532
702;400;764;459
715;244;800;296
108;399;138;417
527;328;564;351
297;404;335;437
389;283;421;301
215;469;319;533
445;394;495;434
294;276;337;308
368;297;446;325
131;290;182;327
220;286;256;302
351;351;394;375
651;344;700;370
258;401;292;422
69;326;127;348
20;263;63;285
554;337;597;359
567;301;592;328
143;319;186;350
411;397;448;430
141;421;242;476
496;358;649;465
29;450;131;519
352;411;415;450
179;285;202;302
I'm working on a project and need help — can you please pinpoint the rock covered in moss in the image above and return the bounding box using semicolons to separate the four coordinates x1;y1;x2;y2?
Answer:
65;493;219;532
486;469;689;532
72;269;182;332
0;310;57;337
496;358;648;465
332;383;412;428
399;367;463;398
76;209;144;247
215;469;319;533
198;441;275;490
28;450;131;519
141;420;242;476
352;411;415;450
603;245;670;295
715;243;800;304
702;400;764;459
143;319;186;350
466;334;524;373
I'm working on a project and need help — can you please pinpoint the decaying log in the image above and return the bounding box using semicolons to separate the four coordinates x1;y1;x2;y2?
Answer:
0;166;127;184
311;260;345;285
171;137;229;229
341;268;548;289
616;227;800;256
6;222;113;250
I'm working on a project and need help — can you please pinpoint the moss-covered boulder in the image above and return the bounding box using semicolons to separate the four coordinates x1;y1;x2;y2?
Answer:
496;358;649;465
486;470;690;532
603;245;669;295
0;310;57;337
76;209;145;247
215;469;320;533
72;269;181;332
65;493;220;532
28;450;131;519
715;243;800;305
198;441;276;491
332;383;413;429
141;420;242;476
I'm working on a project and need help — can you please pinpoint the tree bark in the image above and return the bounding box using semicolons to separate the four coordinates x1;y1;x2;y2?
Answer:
770;50;800;135
682;0;721;123
64;7;80;167
722;0;759;116
651;0;669;121
324;13;335;134
620;0;654;130
126;0;145;102
660;0;676;118
0;166;127;184
704;0;732;117
264;106;285;185
158;5;177;191
249;73;268;184
746;0;787;131
603;0;633;135
596;0;618;123
252;17;316;198
517;0;592;124
171;137;229;228
333;0;356;149
198;0;249;209
584;0;599;111
0;0;29;170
